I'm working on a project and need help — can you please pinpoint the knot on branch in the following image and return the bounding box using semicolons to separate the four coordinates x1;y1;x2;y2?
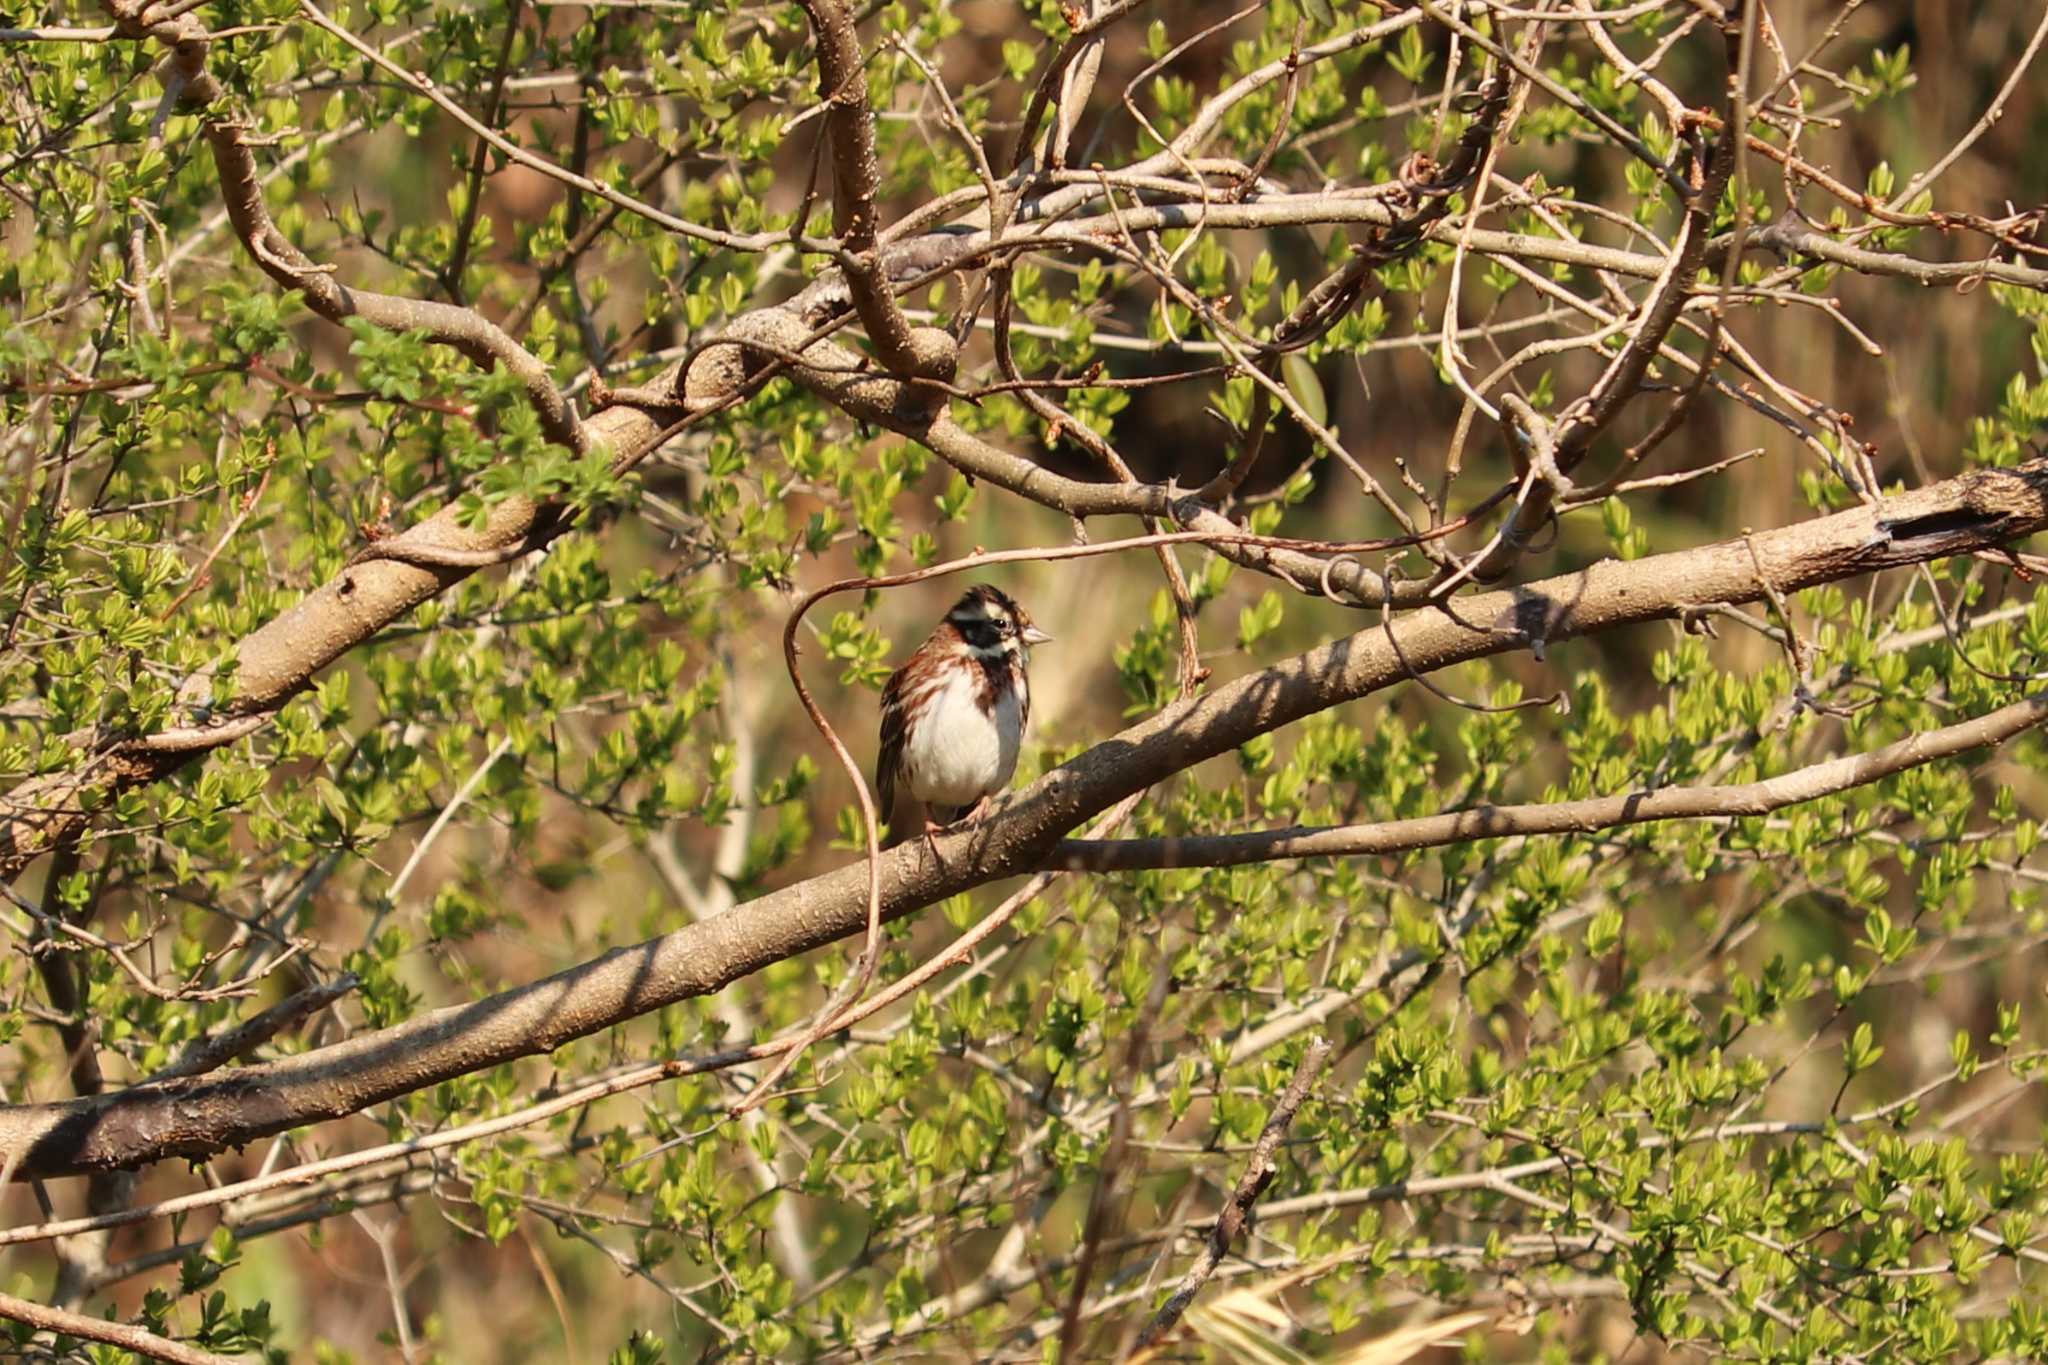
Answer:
109;0;209;65
681;307;949;425
681;339;758;412
1873;461;2048;558
1396;151;1439;189
901;325;959;390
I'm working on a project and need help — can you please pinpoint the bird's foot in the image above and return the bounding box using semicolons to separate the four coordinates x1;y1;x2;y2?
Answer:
919;799;994;865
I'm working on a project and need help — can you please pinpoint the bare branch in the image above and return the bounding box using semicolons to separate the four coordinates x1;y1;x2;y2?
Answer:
1054;691;2048;870
1132;1037;1332;1351
150;975;359;1082
1464;17;1743;584
1728;218;2048;293
791;0;944;381
0;1288;239;1365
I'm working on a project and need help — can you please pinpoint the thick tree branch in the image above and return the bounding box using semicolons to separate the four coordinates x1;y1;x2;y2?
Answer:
792;0;946;382
0;383;689;879
17;6;2020;891
2;456;2044;1181
0;239;979;882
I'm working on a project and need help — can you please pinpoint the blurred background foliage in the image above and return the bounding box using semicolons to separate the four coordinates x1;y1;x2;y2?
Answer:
8;0;2048;1360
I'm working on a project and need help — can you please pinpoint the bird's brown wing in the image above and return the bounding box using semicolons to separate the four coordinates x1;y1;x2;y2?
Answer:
874;662;910;842
1017;656;1030;741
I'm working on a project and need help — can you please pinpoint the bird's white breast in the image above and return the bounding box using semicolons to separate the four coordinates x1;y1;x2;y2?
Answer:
900;661;1023;809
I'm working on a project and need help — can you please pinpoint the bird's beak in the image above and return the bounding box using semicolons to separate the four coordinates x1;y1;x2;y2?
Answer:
1022;624;1053;646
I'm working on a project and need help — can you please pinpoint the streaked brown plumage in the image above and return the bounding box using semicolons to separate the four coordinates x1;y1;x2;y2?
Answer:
876;585;1051;845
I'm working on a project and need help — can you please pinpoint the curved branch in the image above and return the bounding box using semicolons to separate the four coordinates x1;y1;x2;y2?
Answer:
105;0;580;451
696;305;1436;606
2;455;2043;1181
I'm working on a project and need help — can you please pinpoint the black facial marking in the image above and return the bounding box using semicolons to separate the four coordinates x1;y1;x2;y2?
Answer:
954;615;1005;651
946;584;1021;651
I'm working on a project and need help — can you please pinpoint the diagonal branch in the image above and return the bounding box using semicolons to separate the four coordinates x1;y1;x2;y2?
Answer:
695;304;1439;607
1131;1037;1331;1351
0;379;692;880
792;0;946;382
0;1288;238;1365
1;455;2043;1182
0;240;981;882
102;0;581;452
1461;19;1743;586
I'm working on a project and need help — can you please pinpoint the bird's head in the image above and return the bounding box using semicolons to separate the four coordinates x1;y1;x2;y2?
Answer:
945;584;1052;658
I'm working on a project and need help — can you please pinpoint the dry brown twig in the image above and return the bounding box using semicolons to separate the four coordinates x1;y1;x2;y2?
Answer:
0;1287;239;1365
1132;1036;1333;1352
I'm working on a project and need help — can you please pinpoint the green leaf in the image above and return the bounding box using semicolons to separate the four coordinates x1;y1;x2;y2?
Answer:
1280;353;1327;428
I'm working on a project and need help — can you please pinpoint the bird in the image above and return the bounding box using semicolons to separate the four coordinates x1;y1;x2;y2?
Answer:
875;585;1052;848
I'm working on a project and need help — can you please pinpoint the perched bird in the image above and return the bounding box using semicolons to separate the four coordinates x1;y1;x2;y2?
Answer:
876;585;1052;846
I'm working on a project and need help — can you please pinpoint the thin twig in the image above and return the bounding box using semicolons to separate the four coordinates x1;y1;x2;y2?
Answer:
1132;1037;1332;1350
0;1289;239;1365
